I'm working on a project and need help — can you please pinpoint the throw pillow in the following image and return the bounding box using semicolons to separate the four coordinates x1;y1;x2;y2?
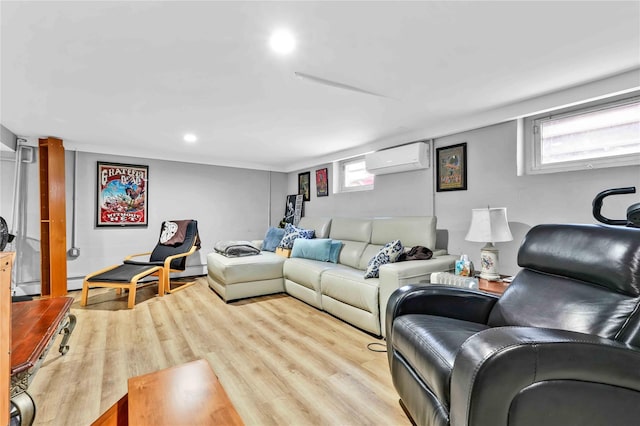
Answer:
262;226;286;252
329;240;343;263
364;240;404;279
291;238;332;262
278;223;315;249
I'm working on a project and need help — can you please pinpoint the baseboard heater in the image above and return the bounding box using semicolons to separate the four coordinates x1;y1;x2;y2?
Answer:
429;272;479;290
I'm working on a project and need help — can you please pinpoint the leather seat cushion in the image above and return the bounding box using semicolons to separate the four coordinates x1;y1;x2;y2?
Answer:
206;251;285;284
283;257;339;291
392;314;488;406
321;267;379;313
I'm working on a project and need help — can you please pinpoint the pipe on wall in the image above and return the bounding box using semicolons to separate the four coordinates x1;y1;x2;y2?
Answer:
9;140;34;293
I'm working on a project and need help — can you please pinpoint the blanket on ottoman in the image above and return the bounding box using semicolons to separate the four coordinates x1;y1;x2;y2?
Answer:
214;241;260;257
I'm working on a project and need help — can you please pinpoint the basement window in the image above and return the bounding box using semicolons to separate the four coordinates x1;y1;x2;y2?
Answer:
334;156;374;193
528;95;640;174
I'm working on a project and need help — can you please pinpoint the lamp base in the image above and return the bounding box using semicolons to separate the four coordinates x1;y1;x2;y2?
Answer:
479;242;501;281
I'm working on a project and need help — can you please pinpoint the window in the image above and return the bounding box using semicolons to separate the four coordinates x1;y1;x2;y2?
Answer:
334;156;374;193
526;95;640;174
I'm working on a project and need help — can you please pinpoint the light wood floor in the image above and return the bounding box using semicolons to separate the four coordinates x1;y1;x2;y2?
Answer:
27;278;410;426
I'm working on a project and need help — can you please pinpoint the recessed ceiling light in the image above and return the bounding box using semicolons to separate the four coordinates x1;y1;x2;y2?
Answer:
183;133;197;143
269;29;296;55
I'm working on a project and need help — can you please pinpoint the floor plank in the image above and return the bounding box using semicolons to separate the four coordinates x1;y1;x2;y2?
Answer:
27;278;410;425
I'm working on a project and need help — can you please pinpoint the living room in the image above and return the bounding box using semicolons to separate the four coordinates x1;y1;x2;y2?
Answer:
1;1;640;425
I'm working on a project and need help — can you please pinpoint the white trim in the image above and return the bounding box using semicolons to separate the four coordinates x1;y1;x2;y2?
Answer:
524;93;640;175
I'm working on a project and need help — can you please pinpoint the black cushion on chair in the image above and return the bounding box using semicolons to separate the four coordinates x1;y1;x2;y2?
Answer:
489;224;640;345
392;314;488;406
516;224;640;295
87;263;159;283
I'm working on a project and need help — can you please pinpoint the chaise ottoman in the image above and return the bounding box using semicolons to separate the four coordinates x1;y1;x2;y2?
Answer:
206;251;285;302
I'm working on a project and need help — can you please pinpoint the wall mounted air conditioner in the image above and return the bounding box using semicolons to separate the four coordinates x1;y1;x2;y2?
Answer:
365;141;430;175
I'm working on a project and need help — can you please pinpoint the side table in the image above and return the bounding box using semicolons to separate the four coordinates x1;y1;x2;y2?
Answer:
10;297;76;426
478;275;512;296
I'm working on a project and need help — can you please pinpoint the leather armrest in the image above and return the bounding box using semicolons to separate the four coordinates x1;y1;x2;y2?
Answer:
385;285;498;341
450;327;640;426
378;255;458;337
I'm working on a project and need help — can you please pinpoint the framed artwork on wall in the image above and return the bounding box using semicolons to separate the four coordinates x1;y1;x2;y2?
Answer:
298;171;311;201
282;194;303;225
316;168;329;197
436;143;467;192
96;161;148;227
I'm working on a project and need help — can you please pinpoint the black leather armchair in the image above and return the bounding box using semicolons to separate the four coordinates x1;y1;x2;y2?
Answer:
386;224;640;426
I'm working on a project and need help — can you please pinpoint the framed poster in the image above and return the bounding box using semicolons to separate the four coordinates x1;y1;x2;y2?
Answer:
316;168;329;197
283;194;304;226
436;143;467;192
97;161;148;227
298;171;310;201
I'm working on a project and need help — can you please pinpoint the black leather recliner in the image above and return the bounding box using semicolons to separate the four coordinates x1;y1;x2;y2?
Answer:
386;224;640;426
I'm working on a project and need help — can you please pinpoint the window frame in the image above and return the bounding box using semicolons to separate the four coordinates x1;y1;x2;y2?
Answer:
333;155;374;193
524;94;640;175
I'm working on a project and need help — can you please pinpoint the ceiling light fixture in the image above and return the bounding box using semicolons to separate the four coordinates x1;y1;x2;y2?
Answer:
183;134;197;143
294;72;388;98
269;29;296;55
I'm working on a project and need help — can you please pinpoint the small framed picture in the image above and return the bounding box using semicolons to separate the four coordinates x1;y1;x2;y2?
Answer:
298;171;311;201
316;168;329;197
436;143;467;192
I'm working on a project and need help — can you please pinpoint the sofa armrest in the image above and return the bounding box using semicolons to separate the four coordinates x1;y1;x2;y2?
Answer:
450;327;640;426
385;284;498;341
378;254;458;337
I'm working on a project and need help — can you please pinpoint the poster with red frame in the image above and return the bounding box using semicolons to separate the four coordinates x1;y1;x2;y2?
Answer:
96;161;148;227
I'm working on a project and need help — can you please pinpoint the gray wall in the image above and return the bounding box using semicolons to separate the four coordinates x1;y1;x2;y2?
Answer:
1;148;288;294
287;120;640;276
2;120;638;294
287;162;434;218
435;121;640;276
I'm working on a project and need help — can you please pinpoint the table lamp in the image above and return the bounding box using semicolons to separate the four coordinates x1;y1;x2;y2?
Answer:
465;207;513;280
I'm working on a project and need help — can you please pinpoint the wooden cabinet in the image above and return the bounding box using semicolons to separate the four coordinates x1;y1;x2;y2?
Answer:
1;252;16;425
39;137;67;297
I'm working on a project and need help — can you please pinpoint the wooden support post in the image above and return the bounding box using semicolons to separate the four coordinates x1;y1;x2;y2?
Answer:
39;137;67;297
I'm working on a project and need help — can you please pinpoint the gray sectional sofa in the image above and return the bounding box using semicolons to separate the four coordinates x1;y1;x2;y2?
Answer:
207;216;457;336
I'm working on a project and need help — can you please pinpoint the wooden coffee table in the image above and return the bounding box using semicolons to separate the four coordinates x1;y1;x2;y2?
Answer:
127;359;243;426
92;359;243;425
10;297;76;425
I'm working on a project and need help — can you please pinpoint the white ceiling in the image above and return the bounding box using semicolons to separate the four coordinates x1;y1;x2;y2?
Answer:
1;1;639;172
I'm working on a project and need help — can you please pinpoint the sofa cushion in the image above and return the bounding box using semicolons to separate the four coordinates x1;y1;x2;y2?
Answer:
284;257;339;292
262;226;285;252
330;218;372;242
291;238;332;262
298;217;332;238
359;244;383;270
392;314;488;407
364;240;404;278
371;217;437;249
321;266;380;313
279;223;315;249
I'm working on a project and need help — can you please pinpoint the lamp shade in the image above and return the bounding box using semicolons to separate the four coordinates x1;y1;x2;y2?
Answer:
465;207;513;243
